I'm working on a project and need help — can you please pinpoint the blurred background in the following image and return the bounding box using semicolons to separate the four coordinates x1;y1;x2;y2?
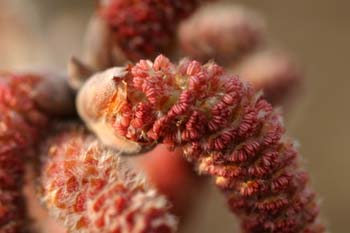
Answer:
1;0;349;232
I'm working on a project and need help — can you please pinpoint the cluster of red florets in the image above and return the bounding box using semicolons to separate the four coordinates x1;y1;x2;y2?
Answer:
40;124;177;233
0;73;47;232
99;0;204;61
0;1;314;232
93;55;324;233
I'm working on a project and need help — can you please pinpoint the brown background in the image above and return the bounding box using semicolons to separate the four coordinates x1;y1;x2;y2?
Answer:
1;0;349;232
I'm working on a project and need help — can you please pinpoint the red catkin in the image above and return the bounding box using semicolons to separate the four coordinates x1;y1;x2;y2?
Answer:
0;73;48;232
78;55;325;233
40;124;177;233
98;0;207;61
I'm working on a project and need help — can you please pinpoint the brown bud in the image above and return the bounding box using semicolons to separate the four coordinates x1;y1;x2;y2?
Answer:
76;67;150;154
32;71;75;116
83;15;128;71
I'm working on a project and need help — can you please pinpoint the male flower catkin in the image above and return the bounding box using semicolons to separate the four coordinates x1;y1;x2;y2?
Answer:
40;124;177;233
77;55;324;233
0;71;73;232
98;0;207;61
0;73;47;232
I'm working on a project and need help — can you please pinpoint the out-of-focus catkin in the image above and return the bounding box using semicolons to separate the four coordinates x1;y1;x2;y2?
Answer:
40;124;177;233
0;73;48;232
77;55;324;233
178;3;264;64
236;51;302;106
98;0;208;62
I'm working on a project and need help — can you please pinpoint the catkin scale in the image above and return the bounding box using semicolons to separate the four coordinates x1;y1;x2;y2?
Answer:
77;55;324;233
